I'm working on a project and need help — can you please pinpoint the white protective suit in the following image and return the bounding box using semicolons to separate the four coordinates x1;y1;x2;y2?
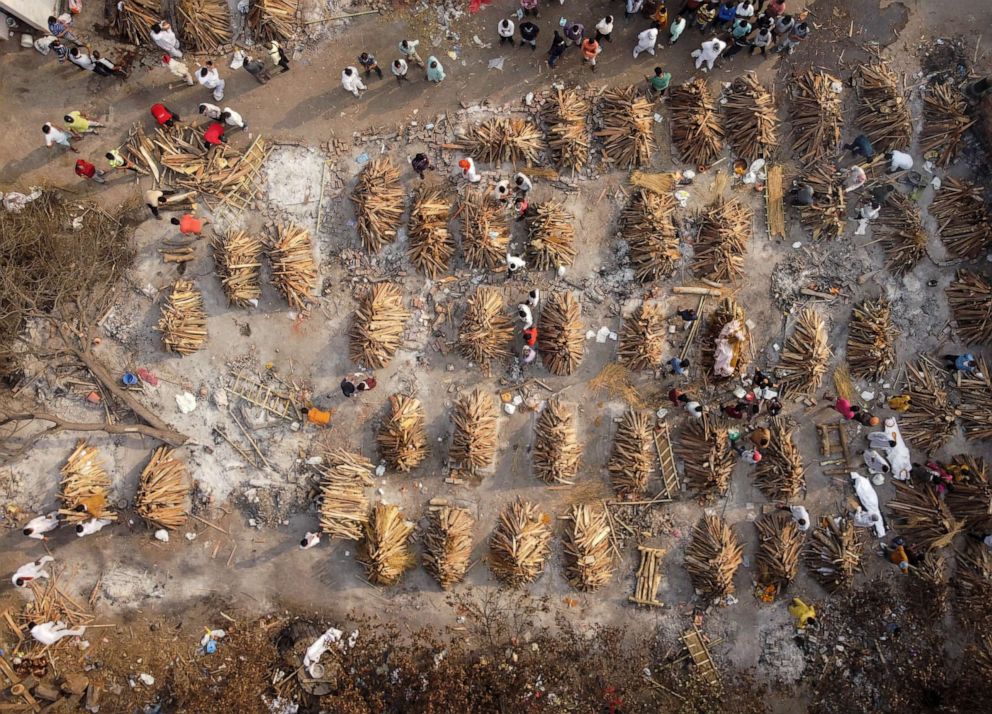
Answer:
851;472;885;537
868;417;910;481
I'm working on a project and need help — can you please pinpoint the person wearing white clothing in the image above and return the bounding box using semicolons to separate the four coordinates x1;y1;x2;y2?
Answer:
851;472;886;537
23;511;60;538
494;179;511;203
458;157;481;183
163;55;194;86
42;124;77;153
67;47;95;71
300;532;321;549
862;449;891;476
513;172;532;194
220;108;246;130
785;505;811;531
13;556;55;587
150;21;183;59
516;304;534;328
887;149;914;173
633;27;659;58
498;19;515;45
75;518;112;537
506;254;526;273
734;1;755;20
398;39;424;68
29;621;86;646
199;103;222;120
197;64;225;101
695;38;726;71
595;16;614;43
341;67;366;97
859;201;881;221
391;58;410;84
851;508;882;531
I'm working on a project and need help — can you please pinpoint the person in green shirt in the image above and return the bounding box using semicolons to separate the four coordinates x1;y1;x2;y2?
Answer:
105;149;140;174
426;56;445;83
647;66;671;97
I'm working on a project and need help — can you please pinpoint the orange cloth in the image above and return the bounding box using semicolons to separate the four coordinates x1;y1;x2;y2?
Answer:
889;545;909;572
523;327;537;347
178;214;203;235
306;408;331;426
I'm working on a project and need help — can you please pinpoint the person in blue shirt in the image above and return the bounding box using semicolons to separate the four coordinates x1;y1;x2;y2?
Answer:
944;353;983;378
669;357;690;376
715;1;737;29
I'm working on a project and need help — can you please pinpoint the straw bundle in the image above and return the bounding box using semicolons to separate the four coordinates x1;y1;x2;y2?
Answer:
359;503;415;586
537;291;584;376
533;398;581;485
349;283;410;369
423;506;474;589
157;279;207;356
563;504;615;591
488;498;552;585
317;448;375;540
376;394;428;473
134;447;189;531
59;441;115;524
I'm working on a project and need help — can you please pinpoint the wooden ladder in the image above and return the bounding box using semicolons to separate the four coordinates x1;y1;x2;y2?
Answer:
216;136;272;214
654;419;680;501
227;372;298;420
681;626;721;688
628;545;665;607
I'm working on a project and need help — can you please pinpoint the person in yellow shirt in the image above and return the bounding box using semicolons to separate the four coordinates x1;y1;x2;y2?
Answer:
888;394;911;412
788;598;817;629
63;111;103;137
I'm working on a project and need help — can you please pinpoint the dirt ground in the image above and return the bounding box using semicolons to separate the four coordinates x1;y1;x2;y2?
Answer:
2;0;992;711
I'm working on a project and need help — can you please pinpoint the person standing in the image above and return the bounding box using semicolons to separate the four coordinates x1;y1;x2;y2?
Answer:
75;159;106;183
358;52;384;79
627;0;646;19
162;54;194;86
341;67;366;97
715;1;736;28
220;108;246;131
514;171;533;194
547;30;567;68
197;62;225;101
269;40;290;72
564;22;585;47
581;37;602;71
723;16;753;56
669;14;687;42
694;37;726;70
776;20;808;53
695;1;717;32
519;20;540;49
498;18;516;46
150;21;182;59
633;24;660;57
144;187;176;219
411;153;432;179
243;55;272;84
595;15;615;43
106;149;140;174
750;25;772;55
399;39;425;68
48;14;78;43
772;13;795;42
735;0;756;20
392;58;411;83
426;56;445;83
43;123;78;153
647;66;672;97
64;111;103;137
520;0;539;16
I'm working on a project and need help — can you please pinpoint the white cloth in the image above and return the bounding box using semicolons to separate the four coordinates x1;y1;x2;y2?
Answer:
152;27;182;59
222;108;245;128
391;59;408;77
498;20;515;38
507;254;526;272
69;52;95;71
596;18;614;36
304;627;343;676
860;204;880;220
863;449;891;475
633;28;658;58
199;103;222;120
889;150;913;172
869;418;911;481
30;621;86;646
713;319;745;377
166;58;192;80
684;401;703;418
851;472;885;537
517;304;533;327
23;511;59;537
12;556;54;587
341;68;366;96
852;508;881;530
696;39;726;70
76;518;112;537
300;532;320;549
789;506;811;531
514;172;532;192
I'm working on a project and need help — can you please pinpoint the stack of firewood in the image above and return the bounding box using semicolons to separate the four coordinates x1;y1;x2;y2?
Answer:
349;283;410;369
423;506;474;589
684;516;743;599
947;271;992;346
753;420;806;500
542;87;591;169
901;357;958;453
595;87;656;168
691;198;753;282
755;511;803;591
213;230;262;307
929;178;992;260
608;410;655;497
111;0;158;46
563;504;615;591
955;540;992;613
459;190;509;270
269;225;316;310
877;192;928;275
457;287;513;368
723;73;778;163
701;297;752;379
887;482;964;550
537;292;584;376
958;363;992;442
847;298;898;381
377;394;428;472
777;307;830;398
676;418;734;498
921;84;975;167
670;78;726;167
945;476;992;531
359;503;415;586
469;118;545;164
533;398;581;485
527;201;576;270
854;59;913;151
59;442;115;524
618;302;667;371
134;447;189;531
317;448;374;540
450;389;499;474
407;187;453;278
352;158;405;253
176;0;232;52
247;0;299;42
489;498;552;585
805;518;863;592
790;70;842;163
797;164;846;242
157;280;208;355
620;189;680;282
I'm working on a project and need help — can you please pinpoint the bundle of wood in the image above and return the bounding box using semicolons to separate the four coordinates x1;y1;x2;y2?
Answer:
359;503;415;586
423;506;474;589
901;358;958;453
618;301;666;371
377;394;428;472
527;201;576;270
846;298;898;381
877;191;928;275
459;190;509;270
489;498;552;585
269;224;316;310
789;70;842;163
469;117;544;164
854;59;913;151
450;389;499;474
723;74;778;163
59;442;115;524
701;297;752;379
777;307;830;398
629;546;666;607
533;398;581;485
797;164;846;242
929;178;992;260
755;511;803;590
349;283;410;369
213;230;262;307
675;418;734;498
947;271;992;346
913;551;948;594
753;419;806;500
157;279;208;355
977;633;992;678
351;158;405;253
537;291;584;376
954;540;992;613
247;0;299;42
457;287;513;368
407;187;453;277
111;0;158;46
945;478;992;531
888;482;964;550
684;516;743;599
958;364;992;442
804;518;863;592
317;448;375;540
608;410;655;497
563;504;614;591
921;84;975;167
620;189;680;282
542;87;591;169
669;78;726;167
691;198;752;282
595;86;656;168
176;0;232;52
19;576;93;653
134;447;189;531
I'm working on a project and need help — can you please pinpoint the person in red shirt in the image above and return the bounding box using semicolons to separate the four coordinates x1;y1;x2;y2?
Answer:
203;121;226;147
828;395;859;420
150;103;179;128
357;375;377;393
74;159;106;184
522;326;537;347
170;214;211;235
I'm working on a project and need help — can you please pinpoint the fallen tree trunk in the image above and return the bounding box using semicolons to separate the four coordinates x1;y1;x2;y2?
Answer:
0;411;188;446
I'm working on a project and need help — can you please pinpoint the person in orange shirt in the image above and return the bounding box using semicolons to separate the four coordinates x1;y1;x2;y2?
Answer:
581;37;601;71
522;326;537;347
171;214;211;236
302;406;331;427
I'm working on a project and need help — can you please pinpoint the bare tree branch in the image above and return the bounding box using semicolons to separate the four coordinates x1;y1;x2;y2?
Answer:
0;411;188;446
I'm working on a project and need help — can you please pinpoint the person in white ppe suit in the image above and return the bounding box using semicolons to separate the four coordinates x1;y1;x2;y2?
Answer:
695;38;726;71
